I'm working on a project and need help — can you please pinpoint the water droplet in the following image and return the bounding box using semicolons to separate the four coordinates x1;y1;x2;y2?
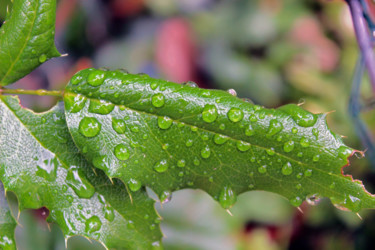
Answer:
249;115;257;122
266;148;275;156
65;94;87;113
313;155;320;162
227;108;243;123
193;158;200;166
177;159;186;168
185;139;193;147
300;137;310;147
36;157;59;181
290;196;303;207
79;117;101;137
114;144;130;161
279;104;317;127
150;82;158;90
295;183;302;189
283;141;294;152
227;89;237;96
112;118;126;134
128;179;142;192
258;165;267;174
202;90;211;97
267;119;283;136
338;146;353;160
330;182;336;189
85;216;102;233
70;74;83;85
306;194;321;206
202;104;218;123
39;54;47;63
237;141;251;152
312;128;319;139
219;186;237;209
184;81;198;88
158;116;173;129
127;220;135;229
201;146;211;159
214;134;229;145
160;190;172;204
93;156;110;171
297;152;303;157
219;124;226;130
66;168;95;198
104;206;115;222
281;162;293;175
87;70;105;86
291;127;298;134
245;125;255;136
151;93;165;107
201;134;209;141
304;169;312;177
347;194;362;212
151;241;163;250
154;159;168;173
88;100;115;115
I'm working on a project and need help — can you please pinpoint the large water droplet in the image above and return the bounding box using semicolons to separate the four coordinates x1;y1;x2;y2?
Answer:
128;179;142;192
283;141;294;152
290;196;303;207
39;54;47;63
214;134;229;145
66;168;95;198
202;104;218;123
154;159;168;173
201;146;211;159
227;108;243;123
281;162;293;175
79;117;101;137
158;116;173;129
71;74;83;85
279;104;317;127
114;144;130;160
85;216;102;233
88;99;115;115
112;118;126;134
267;119;283;136
151;93;165;108
227;89;237;96
88;70;105;86
237;141;251;152
219;186;237;209
65;94;87;113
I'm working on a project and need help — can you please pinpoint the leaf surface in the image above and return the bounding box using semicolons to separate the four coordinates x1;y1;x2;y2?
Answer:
0;0;60;86
64;68;375;212
0;181;16;250
0;96;162;249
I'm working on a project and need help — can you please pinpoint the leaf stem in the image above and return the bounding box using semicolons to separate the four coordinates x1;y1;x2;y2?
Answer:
0;88;63;97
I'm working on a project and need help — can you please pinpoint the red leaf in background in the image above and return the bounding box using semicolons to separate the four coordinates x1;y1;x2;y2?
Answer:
156;18;197;83
110;0;145;18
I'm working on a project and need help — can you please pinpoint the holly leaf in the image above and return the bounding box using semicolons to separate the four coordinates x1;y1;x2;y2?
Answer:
0;181;16;250
0;95;162;249
64;68;375;213
0;0;61;86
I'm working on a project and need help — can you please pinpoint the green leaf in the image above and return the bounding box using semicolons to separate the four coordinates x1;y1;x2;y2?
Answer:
64;68;375;213
0;0;60;86
0;96;162;249
0;181;17;250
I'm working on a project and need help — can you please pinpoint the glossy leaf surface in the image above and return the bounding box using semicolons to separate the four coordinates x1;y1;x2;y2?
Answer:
0;181;16;250
0;96;162;249
0;0;60;86
64;68;375;212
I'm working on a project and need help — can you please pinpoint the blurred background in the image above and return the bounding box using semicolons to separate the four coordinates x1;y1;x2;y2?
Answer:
2;0;375;249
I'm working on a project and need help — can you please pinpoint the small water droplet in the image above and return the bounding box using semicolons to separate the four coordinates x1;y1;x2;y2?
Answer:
279;104;317;127
266;148;275;156
313;155;320;162
85;216;102;233
300;137;310;147
151;93;165;108
347;194;362;212
158;116;173;129
177;159;186;168
227;108;243;123
66;168;95;198
150;82;158;90
245;125;255;136
292;127;298;134
267;119;283;136
304;169;312;177
330;182;335;189
88;99;115;115
154;159;168;173
160;190;172;204
201;146;211;159
104;206;115;222
202;104;218;123
128;179;142;192
209;176;214;182
290;196;303;207
281;162;293;175
87;70;105;86
237;141;251;152
127;220;135;229
79;117;101;137
295;183;302;189
283;141;294;152
114;144;130;161
193;158;200;166
219;124;226;130
214;134;229;145
219;186;237;209
36;157;59;182
184;81;198;88
201;134;209;141
258;165;267;174
227;89;237;96
185;139;193;147
39;54;47;63
112;118;126;134
249;115;257;122
338;146;353;160
312;128;319;139
65;94;87;113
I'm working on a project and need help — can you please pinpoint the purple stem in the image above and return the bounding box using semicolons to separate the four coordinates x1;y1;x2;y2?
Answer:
347;0;375;93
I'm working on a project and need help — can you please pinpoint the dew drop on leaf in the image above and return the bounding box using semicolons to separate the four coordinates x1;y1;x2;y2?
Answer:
313;154;320;162
304;169;313;177
193;158;200;166
281;162;293;176
201;146;211;159
236;141;251;152
258;165;267;174
70;74;83;85
227;108;244;123
292;127;298;134
151;93;165;108
306;194;321;206
104;206;115;222
128;179;142;192
154;159;169;173
88;99;115;115
85;216;102;234
283;140;295;153
227;89;237;97
266;148;275;156
38;54;47;63
79;117;101;137
219;186;237;209
267;119;283;136
213;134;228;145
185;139;193;147
112;118;126;134
177;159;186;168
245;125;255;136
158;116;173;129
114;144;130;161
160;190;172;204
66;168;95;199
65;94;87;113
290;196;303;207
202;104;218;123
338;146;353;160
300;137;310;147
87;70;105;86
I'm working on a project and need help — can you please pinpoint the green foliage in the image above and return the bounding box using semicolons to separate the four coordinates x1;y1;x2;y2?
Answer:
0;182;16;250
0;96;162;249
0;0;60;86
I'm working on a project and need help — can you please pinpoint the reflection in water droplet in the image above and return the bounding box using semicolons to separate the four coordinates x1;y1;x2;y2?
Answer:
154;159;168;173
202;104;218;123
313;155;320;162
304;169;312;177
85;216;102;234
128;179;142;192
112;118;126;134
158;116;173;129
227;89;237;96
151;93;165;107
227;108;243;123
36;157;59;181
219;186;237;209
66;168;95;198
114;144;130;160
266;148;275;156
88;99;115;115
65;94;87;113
185;139;193;147
184;81;198;88
87;70;105;86
306;194;321;206
160;190;172;204
79;117;101;137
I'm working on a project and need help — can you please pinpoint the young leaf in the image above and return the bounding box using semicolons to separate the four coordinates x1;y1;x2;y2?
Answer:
0;0;61;86
0;181;16;250
64;68;375;213
0;96;162;249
